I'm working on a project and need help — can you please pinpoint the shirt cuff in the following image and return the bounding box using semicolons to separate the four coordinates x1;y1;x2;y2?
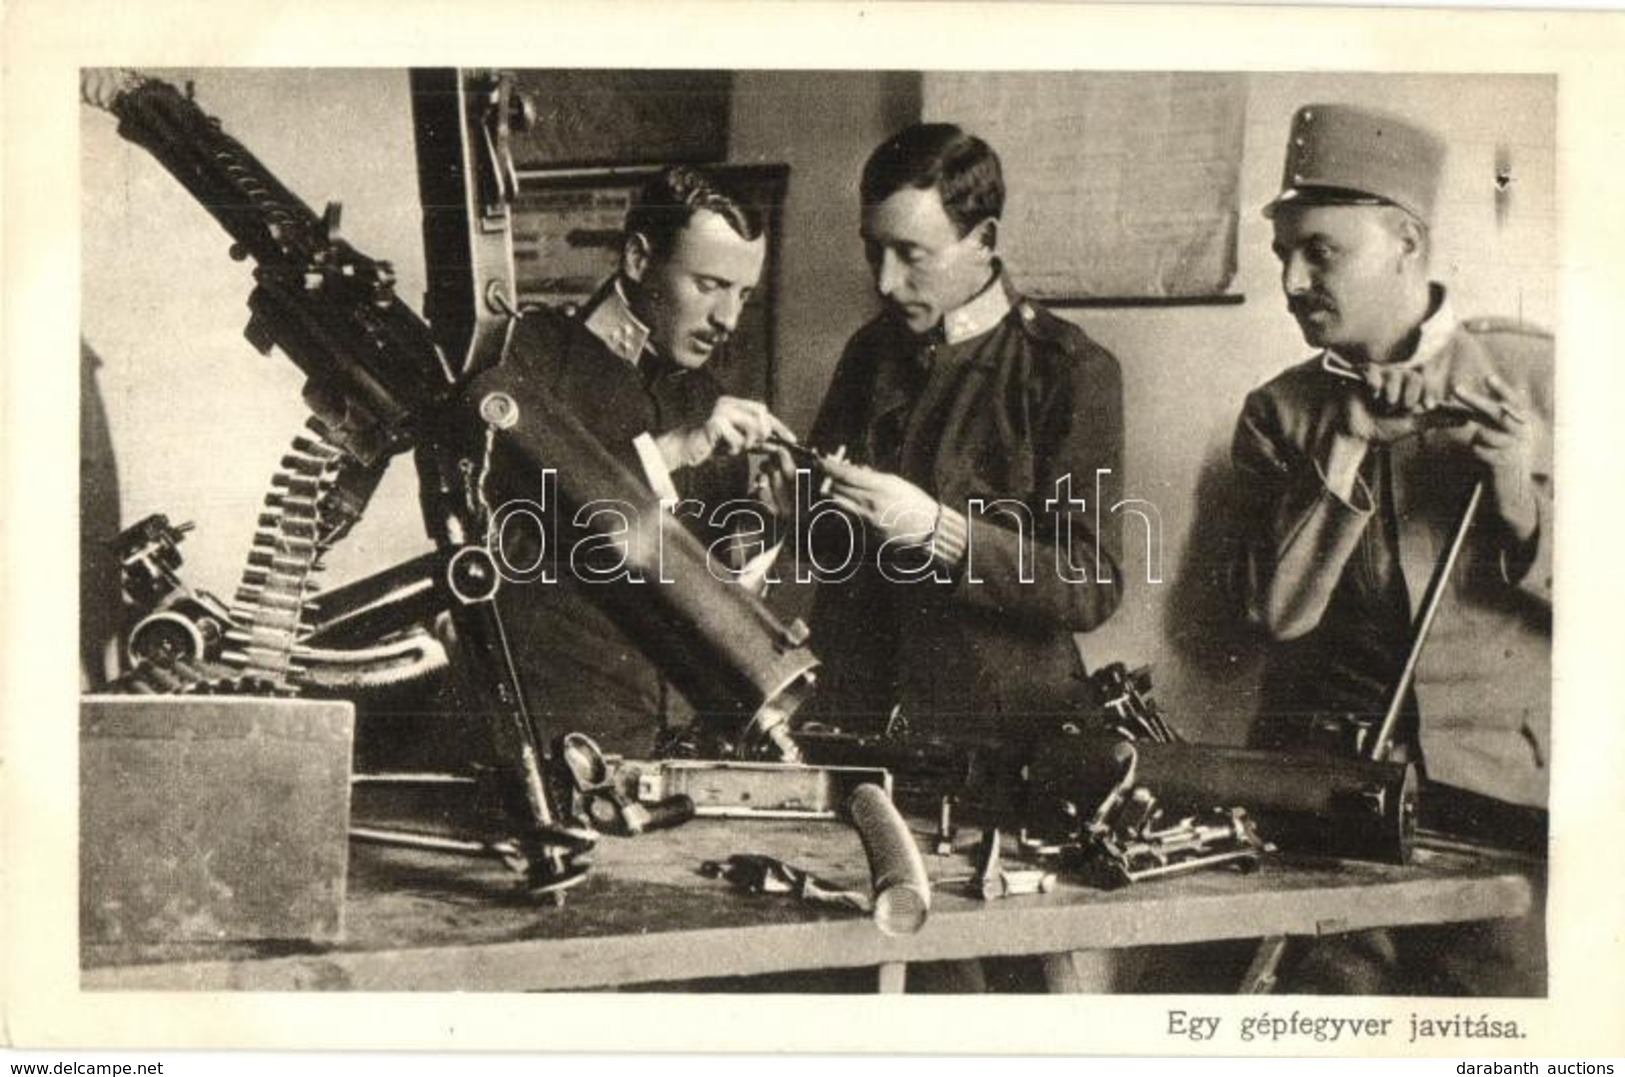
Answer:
1313;449;1376;517
930;505;969;567
633;432;681;503
1497;498;1544;589
734;539;784;595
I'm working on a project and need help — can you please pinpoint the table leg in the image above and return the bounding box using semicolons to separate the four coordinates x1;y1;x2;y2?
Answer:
877;961;908;994
1238;936;1290;994
1040;949;1118;993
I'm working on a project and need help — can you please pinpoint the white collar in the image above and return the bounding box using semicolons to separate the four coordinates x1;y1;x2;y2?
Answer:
582;277;652;365
941;273;1013;345
1322;284;1457;379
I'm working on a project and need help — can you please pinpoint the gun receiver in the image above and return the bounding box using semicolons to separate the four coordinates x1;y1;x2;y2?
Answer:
85;70;452;467
797;664;1418;872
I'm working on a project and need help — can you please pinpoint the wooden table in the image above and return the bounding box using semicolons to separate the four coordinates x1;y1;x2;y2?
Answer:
81;817;1535;992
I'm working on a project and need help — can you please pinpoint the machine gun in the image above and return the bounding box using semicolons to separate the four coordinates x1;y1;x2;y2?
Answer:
797;664;1418;885
83;69;819;897
82;70;451;470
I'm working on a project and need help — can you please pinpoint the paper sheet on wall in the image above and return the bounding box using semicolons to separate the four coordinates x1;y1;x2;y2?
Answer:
924;72;1244;300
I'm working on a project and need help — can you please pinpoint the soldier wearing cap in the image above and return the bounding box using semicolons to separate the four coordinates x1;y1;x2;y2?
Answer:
1232;105;1552;994
789;123;1126;743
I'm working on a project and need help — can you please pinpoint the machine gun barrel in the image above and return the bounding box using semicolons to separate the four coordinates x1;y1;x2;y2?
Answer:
801;727;1417;865
85;69;452;466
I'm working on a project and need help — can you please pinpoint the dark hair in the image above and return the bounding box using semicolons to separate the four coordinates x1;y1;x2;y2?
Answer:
860;123;1005;237
624;166;764;259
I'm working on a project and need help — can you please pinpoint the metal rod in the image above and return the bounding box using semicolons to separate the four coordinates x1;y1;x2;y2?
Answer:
1369;480;1484;760
349;825;518;861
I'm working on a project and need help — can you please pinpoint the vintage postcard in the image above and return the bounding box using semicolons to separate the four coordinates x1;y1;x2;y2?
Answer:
5;0;1624;1059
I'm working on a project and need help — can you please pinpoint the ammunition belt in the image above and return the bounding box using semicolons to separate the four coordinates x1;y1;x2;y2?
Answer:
219;428;347;692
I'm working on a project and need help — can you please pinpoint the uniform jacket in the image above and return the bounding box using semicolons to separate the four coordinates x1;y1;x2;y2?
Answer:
805;272;1125;739
1233;303;1553;808
416;285;745;755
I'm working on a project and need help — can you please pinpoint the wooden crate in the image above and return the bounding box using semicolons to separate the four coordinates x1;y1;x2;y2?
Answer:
80;695;354;943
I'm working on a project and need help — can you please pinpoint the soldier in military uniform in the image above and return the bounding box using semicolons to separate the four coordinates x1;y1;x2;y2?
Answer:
797;123;1126;742
1232;105;1552;994
423;166;792;756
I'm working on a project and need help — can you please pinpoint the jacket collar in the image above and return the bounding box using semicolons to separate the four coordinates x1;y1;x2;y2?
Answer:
942;265;1016;345
1321;283;1456;377
581;277;652;366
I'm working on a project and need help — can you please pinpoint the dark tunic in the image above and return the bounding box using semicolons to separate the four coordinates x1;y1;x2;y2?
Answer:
416;293;745;755
804;273;1126;739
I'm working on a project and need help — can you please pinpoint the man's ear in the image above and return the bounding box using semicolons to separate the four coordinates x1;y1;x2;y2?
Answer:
1392;211;1428;264
623;233;653;283
971;217;999;257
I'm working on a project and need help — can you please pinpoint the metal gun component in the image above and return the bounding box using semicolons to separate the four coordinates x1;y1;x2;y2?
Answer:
933;795;958;856
599;756;891;821
1062;740;1273;888
1027;732;1419;866
700;855;874;916
1369;481;1484;762
1082;800;1272;890
1087;662;1181;742
116;514;196;608
85;70;453;466
961;828;1058;900
89;69;833;902
847;783;931;936
114;514;236;680
436;541;595;898
802;664;1418;867
557;733;695;837
435;360;822;763
411;69;536;383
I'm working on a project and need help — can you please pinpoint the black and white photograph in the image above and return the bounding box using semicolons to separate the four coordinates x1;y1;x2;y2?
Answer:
6;0;1625;1061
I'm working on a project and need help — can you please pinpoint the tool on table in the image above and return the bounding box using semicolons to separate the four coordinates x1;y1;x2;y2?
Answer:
557;733;696;837
964;828;1056;900
847;782;932;936
700;855;873;915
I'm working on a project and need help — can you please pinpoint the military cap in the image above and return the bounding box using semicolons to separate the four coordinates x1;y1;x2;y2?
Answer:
1264;104;1446;223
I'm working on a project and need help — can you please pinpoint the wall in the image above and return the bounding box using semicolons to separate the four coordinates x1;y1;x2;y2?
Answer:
728;70;920;437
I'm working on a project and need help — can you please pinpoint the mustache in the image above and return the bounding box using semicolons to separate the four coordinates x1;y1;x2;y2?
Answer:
1288;294;1337;318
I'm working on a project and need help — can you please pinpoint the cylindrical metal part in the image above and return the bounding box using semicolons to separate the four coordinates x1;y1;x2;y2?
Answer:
847;783;931;936
439;366;822;760
301;550;451;648
1028;734;1418;864
639;794;696;834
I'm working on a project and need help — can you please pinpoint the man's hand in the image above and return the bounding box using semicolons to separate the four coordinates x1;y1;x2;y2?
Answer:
1338;359;1463;445
1455;374;1539;542
1322;362;1464;502
1360;356;1453;415
753;443;800;519
821;456;939;543
656;396;796;470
